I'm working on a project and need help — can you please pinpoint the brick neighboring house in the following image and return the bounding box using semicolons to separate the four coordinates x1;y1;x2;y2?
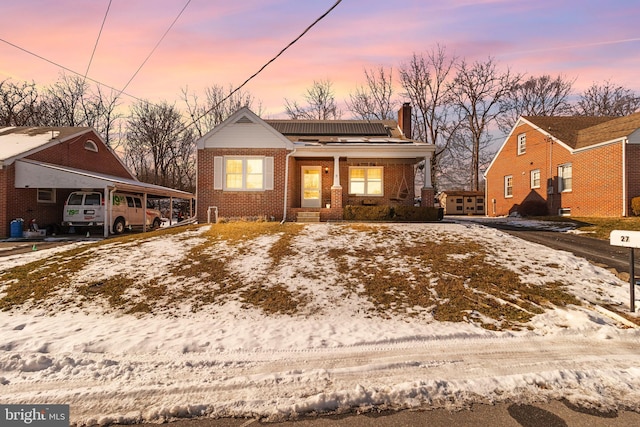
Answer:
484;113;640;217
196;104;436;222
0;127;193;238
438;191;485;215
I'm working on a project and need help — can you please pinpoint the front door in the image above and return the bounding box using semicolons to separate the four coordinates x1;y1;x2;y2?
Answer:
301;166;322;208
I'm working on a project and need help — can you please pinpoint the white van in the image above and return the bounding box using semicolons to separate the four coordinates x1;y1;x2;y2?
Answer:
63;191;162;234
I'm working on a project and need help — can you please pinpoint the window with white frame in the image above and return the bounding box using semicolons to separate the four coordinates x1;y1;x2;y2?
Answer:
37;188;56;203
349;166;383;196
530;169;540;189
224;157;264;190
558;163;572;192
504;175;513;198
517;133;526;155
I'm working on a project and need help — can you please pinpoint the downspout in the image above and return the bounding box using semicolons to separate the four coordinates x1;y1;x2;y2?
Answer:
281;148;297;224
623;138;627;216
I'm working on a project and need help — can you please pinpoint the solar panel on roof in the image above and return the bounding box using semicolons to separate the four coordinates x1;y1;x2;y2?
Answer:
266;121;389;136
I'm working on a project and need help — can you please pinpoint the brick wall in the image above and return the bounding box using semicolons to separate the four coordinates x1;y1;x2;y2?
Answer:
573;143;623;216
197;152;420;223
26;132;133;179
0;130;135;237
487;123;628;217
197;148;289;222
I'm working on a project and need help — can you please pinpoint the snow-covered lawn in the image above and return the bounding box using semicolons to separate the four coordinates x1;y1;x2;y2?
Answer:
1;221;639;426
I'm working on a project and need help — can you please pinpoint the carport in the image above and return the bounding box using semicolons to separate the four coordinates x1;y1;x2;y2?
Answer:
14;159;195;237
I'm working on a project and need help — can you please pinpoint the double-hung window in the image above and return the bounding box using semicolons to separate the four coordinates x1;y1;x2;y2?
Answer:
558;163;572;192
517;133;526;155
530;169;540;189
225;157;264;190
349;166;383;196
504;175;513;198
213;156;274;191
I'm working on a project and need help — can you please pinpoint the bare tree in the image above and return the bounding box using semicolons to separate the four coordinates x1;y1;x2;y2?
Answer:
449;57;521;191
182;85;261;137
0;79;40;126
574;80;640;117
284;79;342;119
497;74;575;133
399;46;461;192
125;101;196;192
347;66;397;120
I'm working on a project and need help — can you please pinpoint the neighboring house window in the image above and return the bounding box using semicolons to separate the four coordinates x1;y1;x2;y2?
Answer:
530;169;541;189
558;163;572;192
517;133;526;155
504;175;513;198
84;140;98;152
349;166;383;196
37;188;56;203
456;206;463;211
456;198;463;203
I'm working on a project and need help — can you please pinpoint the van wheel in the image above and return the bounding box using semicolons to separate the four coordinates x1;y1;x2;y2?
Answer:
113;218;125;235
152;218;161;229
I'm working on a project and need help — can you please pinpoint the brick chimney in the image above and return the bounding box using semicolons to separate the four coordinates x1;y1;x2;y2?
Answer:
398;103;412;139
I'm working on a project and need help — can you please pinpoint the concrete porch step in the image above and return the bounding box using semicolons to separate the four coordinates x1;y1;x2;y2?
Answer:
296;211;320;223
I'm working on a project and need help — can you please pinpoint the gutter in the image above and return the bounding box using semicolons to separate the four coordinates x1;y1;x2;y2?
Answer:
281;148;297;224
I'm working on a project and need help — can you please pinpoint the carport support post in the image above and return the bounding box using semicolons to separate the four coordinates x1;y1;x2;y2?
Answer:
103;187;110;238
631;248;636;313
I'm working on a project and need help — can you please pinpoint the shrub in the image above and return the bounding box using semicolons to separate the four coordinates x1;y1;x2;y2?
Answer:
632;197;640;216
343;205;443;222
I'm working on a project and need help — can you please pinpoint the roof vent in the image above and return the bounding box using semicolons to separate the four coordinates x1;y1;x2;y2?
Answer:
235;116;255;124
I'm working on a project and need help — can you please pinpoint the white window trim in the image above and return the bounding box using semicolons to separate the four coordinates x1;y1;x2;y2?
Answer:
530;169;540;189
348;166;384;196
504;175;513;198
37;188;56;203
517;133;526;155
214;156;274;192
84;140;98;152
558;163;572;193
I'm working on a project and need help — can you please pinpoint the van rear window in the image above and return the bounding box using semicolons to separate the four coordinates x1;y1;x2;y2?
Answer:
85;194;101;205
68;194;84;205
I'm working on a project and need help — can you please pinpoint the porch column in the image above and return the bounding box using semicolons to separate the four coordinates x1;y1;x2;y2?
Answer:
422;156;432;189
332;156;341;187
421;156;434;207
331;156;343;209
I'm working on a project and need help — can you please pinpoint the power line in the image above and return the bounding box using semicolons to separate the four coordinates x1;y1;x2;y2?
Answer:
116;0;192;97
0;37;145;102
181;0;343;134
84;0;112;83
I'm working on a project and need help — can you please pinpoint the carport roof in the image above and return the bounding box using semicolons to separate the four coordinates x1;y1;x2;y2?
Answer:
15;159;194;199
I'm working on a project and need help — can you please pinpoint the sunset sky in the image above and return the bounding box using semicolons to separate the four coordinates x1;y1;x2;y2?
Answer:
1;0;639;120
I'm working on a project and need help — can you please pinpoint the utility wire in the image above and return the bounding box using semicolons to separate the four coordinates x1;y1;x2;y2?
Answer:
180;0;343;134
84;0;112;83
1;0;342;135
0;37;146;102
116;0;192;97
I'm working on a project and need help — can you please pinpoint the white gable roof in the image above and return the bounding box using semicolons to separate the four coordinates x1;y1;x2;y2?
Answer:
196;107;294;150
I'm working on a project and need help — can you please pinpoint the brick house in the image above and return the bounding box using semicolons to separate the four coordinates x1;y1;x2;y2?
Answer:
484;113;640;217
0;127;193;238
438;191;485;215
196;104;435;222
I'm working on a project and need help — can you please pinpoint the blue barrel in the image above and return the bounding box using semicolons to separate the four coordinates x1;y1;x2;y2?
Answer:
10;219;23;238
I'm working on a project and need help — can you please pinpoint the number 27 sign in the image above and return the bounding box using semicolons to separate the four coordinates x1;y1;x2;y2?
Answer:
610;230;640;248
